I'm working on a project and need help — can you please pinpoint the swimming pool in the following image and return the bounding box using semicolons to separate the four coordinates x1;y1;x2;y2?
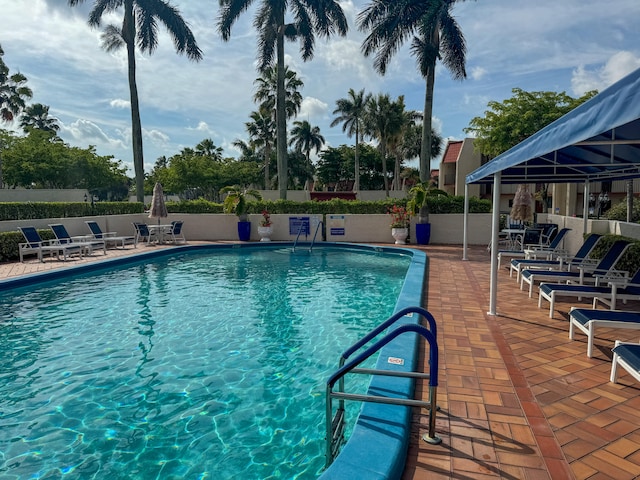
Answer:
0;243;425;479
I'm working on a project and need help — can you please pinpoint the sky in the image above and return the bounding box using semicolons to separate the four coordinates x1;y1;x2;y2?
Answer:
3;0;640;177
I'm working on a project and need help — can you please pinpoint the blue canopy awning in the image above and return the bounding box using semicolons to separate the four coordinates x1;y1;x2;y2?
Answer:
466;67;640;185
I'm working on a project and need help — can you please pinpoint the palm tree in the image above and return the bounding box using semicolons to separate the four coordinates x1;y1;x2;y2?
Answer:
68;0;203;203
218;0;348;200
253;66;304;121
19;103;60;135
0;44;33;189
364;93;405;196
330;88;371;192
359;0;468;182
245;108;276;189
289;120;325;177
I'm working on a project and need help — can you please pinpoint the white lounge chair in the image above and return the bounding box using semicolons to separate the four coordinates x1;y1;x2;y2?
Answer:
569;308;640;357
610;341;640;384
49;223;107;256
18;226;83;262
85;220;136;249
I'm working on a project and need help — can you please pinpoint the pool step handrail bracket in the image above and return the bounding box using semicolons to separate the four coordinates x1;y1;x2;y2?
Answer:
309;221;324;252
324;306;441;468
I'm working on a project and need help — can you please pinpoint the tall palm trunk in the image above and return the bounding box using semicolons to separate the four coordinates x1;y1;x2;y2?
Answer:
276;13;288;199
420;28;438;183
354;123;360;192
381;139;389;196
264;143;271;189
124;1;145;203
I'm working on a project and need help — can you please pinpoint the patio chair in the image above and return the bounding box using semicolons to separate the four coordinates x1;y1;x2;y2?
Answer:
165;220;186;244
520;239;630;297
49;223;107;256
538;266;640;317
523;227;570;259
85;220;136;249
496;228;543;269
610;341;640;384
132;222;157;245
18;226;83;262
569;308;640;358
509;232;600;282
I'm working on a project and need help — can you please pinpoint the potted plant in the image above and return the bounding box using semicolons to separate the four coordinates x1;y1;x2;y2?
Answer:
257;209;273;242
388;204;411;244
221;185;262;241
406;182;447;245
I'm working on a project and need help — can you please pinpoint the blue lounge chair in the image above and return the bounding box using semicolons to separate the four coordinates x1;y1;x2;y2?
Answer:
569;308;640;358
522;227;571;260
539;267;640;317
610;341;640;384
510;233;601;281
521;239;630;297
18;226;83;262
49;223;107;256
85;220;136;249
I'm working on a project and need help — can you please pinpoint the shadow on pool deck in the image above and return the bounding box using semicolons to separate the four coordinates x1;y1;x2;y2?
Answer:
2;242;640;479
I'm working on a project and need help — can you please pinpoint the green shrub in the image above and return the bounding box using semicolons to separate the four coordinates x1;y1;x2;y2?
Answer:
605;198;640;223
0;202;144;221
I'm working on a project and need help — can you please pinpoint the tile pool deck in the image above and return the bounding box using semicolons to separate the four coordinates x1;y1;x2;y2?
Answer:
2;243;640;479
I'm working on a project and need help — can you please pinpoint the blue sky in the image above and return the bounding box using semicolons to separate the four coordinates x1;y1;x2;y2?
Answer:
3;0;640;176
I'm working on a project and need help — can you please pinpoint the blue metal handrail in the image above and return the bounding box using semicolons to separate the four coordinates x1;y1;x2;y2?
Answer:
325;313;441;468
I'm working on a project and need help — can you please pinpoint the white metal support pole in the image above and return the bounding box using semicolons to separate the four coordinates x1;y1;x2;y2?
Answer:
462;183;469;260
583;180;590;235
489;172;501;315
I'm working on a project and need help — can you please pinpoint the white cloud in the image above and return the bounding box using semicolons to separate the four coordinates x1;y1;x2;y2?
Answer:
110;99;130;109
144;129;170;145
61;118;127;150
470;66;487;81
571;51;640;95
299;97;329;122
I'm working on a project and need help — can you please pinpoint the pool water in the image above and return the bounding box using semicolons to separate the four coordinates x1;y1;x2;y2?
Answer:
0;247;411;479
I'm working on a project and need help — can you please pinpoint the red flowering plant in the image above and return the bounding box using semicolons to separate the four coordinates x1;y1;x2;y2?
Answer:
388;204;411;228
260;209;272;227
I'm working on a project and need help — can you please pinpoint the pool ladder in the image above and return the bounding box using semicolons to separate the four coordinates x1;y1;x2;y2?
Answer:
292;220;323;252
324;306;441;468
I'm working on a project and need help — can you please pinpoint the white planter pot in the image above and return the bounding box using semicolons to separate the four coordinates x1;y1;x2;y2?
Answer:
257;225;273;242
391;227;408;245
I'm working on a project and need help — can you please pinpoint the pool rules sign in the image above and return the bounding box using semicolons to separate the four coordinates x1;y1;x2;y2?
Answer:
328;215;345;236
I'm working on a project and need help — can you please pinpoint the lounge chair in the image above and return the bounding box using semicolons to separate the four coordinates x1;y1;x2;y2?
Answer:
610;341;640;384
521;239;630;297
165;220;186;244
523;227;570;260
569;308;640;357
49;223;107;256
18;226;83;262
539;268;640;317
85;220;136;249
510;233;601;282
133;222;157;245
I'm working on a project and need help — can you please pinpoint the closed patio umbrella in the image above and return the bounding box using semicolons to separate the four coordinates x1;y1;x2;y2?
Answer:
510;184;533;224
149;182;168;224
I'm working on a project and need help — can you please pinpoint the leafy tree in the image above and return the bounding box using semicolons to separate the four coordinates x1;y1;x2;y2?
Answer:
288;120;325;172
68;0;203;203
359;0;469;183
364;93;405;195
317;144;384;190
330;88;371;192
218;0;348;200
287;149;314;189
243;107;276;188
0;44;33;188
1;129;129;196
253;66;304;120
464;88;598;157
19;103;60;135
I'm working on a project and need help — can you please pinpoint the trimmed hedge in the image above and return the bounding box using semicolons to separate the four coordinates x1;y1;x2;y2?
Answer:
0;202;144;221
